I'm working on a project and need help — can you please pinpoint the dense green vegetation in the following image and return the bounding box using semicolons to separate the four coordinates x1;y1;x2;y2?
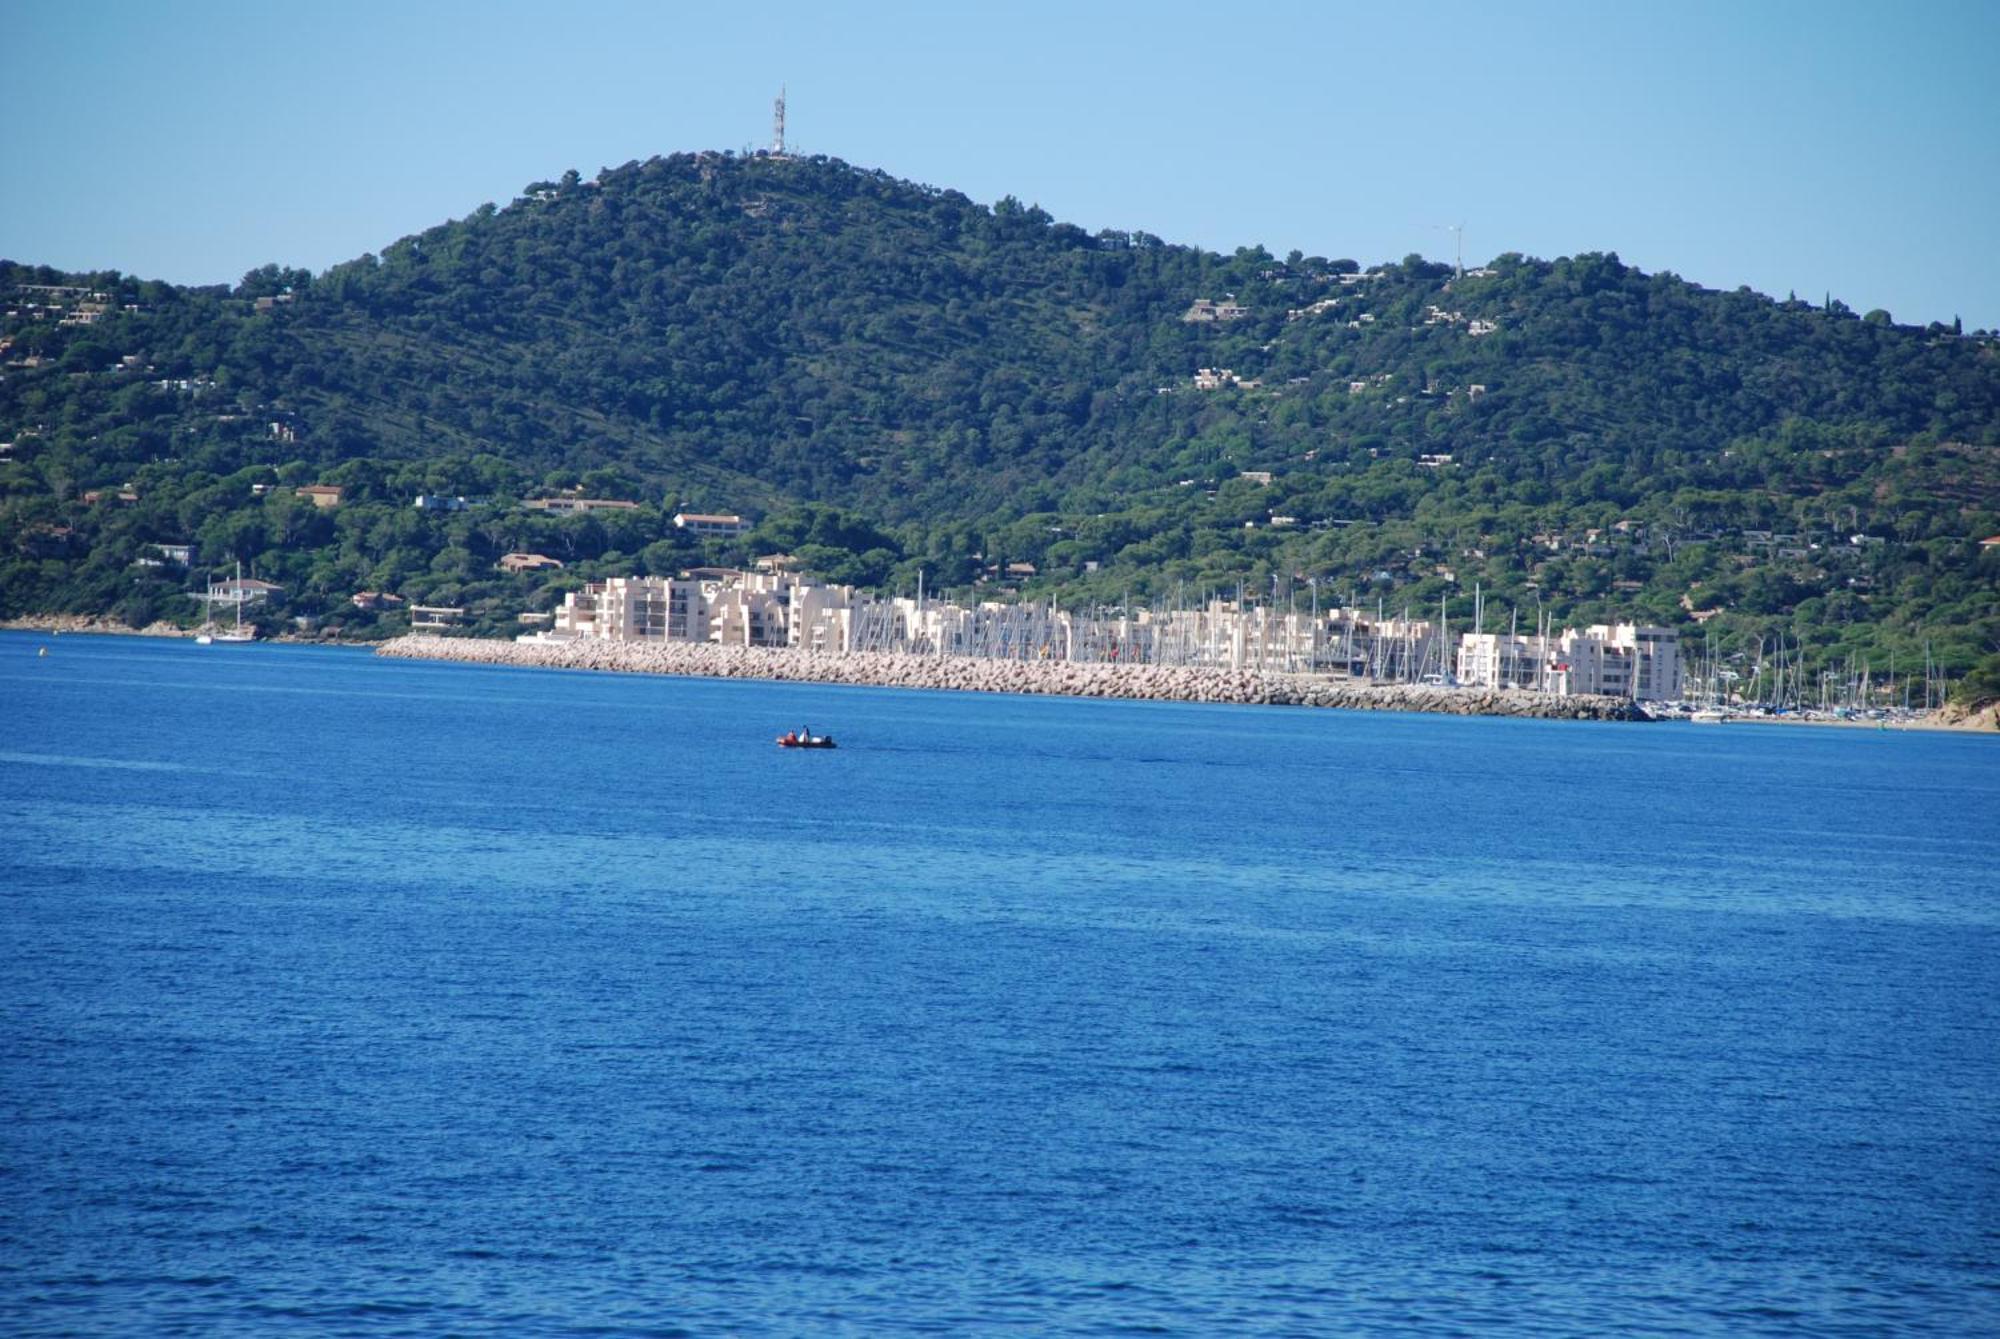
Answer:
3;150;1996;687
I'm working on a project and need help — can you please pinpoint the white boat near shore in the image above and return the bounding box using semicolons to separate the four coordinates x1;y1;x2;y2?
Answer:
196;563;258;643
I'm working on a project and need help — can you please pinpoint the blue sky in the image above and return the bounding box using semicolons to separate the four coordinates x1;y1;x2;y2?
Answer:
6;0;1998;328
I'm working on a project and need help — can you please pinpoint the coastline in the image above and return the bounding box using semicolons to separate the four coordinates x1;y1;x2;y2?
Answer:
373;634;1654;721
1;614;192;637
1722;705;1998;734
0;614;354;644
10;621;1985;730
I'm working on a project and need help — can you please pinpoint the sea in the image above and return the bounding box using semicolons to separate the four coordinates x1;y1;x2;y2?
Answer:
2;630;1996;1336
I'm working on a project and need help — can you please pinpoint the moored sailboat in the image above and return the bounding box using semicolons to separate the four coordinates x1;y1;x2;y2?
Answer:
197;562;258;643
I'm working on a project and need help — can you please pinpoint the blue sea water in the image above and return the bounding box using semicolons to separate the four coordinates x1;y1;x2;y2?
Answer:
2;631;1997;1336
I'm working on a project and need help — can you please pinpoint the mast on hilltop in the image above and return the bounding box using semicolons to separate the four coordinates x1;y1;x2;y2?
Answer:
772;86;787;156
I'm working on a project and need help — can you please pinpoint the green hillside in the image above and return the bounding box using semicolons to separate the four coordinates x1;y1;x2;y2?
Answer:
3;150;1996;690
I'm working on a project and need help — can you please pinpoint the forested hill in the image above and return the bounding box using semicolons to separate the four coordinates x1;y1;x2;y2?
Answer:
3;151;1998;689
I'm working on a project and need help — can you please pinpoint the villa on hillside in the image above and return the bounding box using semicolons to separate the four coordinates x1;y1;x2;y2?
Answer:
523;497;640;515
200;576;284;605
497;552;564;573
1183;299;1250;323
672;512;750;536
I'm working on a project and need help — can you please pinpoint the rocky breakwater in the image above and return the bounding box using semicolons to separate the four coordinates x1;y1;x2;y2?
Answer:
376;636;1651;722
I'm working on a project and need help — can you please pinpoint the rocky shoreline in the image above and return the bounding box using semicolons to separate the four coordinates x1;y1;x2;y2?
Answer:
375;635;1653;721
1;614;190;637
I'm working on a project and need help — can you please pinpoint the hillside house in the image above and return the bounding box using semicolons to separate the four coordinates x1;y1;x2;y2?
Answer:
1194;368;1241;391
1183;299;1250;323
672;512;750;536
1287;297;1341;320
497;552;564;573
349;591;406;611
202;577;284;605
524;497;641;515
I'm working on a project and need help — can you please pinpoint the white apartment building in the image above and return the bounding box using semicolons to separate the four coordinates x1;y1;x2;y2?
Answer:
1456;632;1551;691
787;581;859;652
1547;629;1635;698
549;570;857;651
1456;624;1681;700
1591;623;1682;700
552;576;661;640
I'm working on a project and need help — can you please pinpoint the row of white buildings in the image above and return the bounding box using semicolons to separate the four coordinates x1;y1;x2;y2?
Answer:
1454;626;1681;700
529;571;1683;699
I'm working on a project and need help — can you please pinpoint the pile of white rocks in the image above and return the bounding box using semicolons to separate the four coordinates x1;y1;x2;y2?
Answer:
375;635;1651;722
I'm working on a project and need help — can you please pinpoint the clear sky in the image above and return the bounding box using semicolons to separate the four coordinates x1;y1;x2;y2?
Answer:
6;0;1997;329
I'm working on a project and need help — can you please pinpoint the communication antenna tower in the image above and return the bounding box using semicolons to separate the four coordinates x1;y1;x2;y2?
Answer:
772;86;787;156
1448;222;1465;277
